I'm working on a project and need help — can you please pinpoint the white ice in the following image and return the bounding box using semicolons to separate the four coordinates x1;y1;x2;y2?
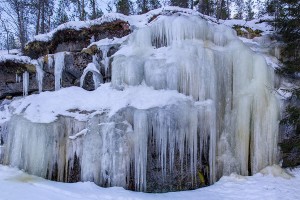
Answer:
22;71;29;96
54;52;65;91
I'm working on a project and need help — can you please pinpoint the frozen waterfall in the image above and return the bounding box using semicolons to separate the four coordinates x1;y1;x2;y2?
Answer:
111;15;279;182
0;12;279;192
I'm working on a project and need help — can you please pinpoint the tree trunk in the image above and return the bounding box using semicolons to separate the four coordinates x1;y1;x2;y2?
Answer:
36;0;41;35
41;0;45;34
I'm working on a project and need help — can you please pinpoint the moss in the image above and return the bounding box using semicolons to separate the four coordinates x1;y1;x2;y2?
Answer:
81;45;99;55
232;25;263;39
24;41;49;59
0;60;36;74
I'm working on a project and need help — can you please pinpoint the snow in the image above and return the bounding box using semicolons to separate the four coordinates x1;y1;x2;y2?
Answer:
86;36;128;49
0;54;32;65
69;128;88;140
31;6;218;43
8;83;192;123
222;15;274;34
32;13;129;42
0;49;20;55
0;164;299;200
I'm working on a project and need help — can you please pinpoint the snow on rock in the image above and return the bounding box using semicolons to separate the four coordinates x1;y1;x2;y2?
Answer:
32;13;128;42
0;49;20;55
0;54;33;65
86;36;128;49
31;6;218;44
222;15;274;34
8;83;192;123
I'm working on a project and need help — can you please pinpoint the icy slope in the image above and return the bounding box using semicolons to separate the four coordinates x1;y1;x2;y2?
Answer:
0;164;299;200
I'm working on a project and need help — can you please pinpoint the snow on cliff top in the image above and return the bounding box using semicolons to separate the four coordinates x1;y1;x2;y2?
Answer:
0;164;299;200
32;6;217;43
8;83;192;123
222;15;274;33
0;54;37;66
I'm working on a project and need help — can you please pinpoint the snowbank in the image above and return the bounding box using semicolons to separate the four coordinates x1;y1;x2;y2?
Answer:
0;164;299;200
9;83;192;123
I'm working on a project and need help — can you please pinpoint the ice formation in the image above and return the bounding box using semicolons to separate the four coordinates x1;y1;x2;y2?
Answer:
35;58;44;93
80;62;103;89
0;11;280;192
111;15;279;184
15;74;21;83
54;52;65;90
22;71;29;96
99;46;110;74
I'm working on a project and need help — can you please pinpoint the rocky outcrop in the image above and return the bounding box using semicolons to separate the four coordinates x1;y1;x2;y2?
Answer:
24;20;130;59
0;58;38;99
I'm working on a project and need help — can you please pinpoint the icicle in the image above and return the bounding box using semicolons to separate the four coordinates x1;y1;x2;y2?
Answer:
134;110;148;192
54;52;65;90
22;71;29;96
36;58;44;93
15;74;21;83
99;46;110;74
48;55;54;69
80;63;103;89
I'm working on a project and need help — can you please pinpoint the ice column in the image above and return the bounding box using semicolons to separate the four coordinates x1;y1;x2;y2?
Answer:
54;52;65;90
36;58;44;93
22;71;29;96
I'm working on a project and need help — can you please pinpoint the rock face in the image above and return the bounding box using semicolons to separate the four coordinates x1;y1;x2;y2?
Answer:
24;20;130;59
0;59;38;99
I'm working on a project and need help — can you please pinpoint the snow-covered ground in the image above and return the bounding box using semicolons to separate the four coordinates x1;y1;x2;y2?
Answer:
0;49;20;55
0;164;299;200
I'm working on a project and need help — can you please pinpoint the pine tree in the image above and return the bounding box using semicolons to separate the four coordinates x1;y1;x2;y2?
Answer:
116;0;133;15
197;0;214;16
54;0;69;26
88;0;103;20
245;0;254;20
233;0;244;19
170;0;189;8
276;0;300;75
137;0;160;14
276;0;300;135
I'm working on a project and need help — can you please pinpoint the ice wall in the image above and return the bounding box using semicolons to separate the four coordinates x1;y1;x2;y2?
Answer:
111;15;279;179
